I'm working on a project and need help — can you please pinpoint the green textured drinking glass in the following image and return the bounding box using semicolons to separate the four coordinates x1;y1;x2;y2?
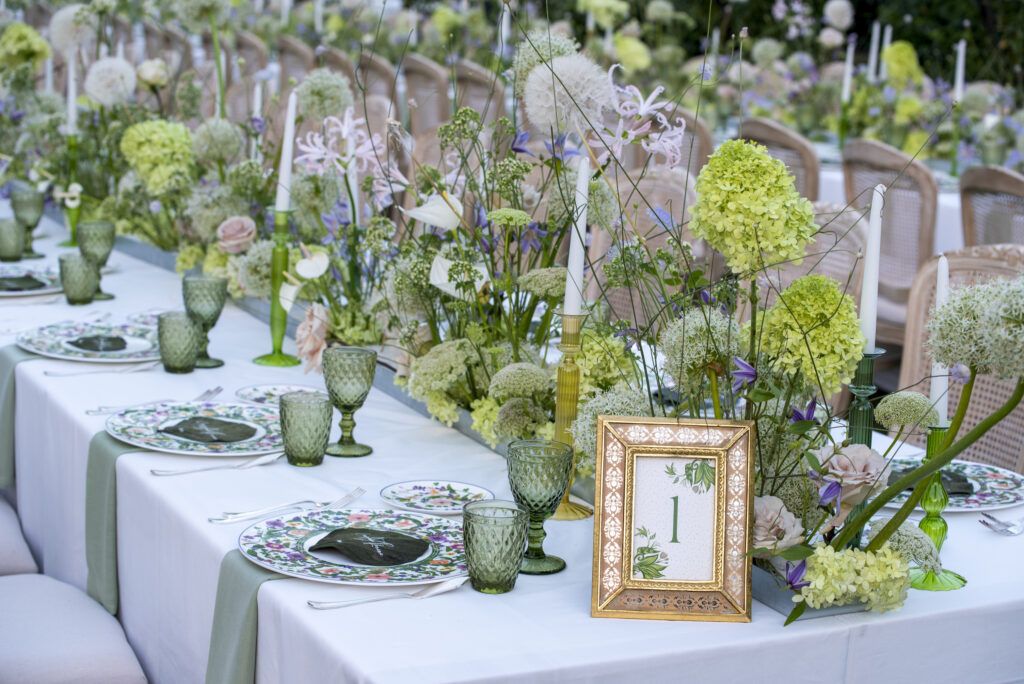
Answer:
507;439;575;575
58;253;97;305
280;391;333;467
321;346;377;457
9;181;45;259
463;500;529;594
157;311;200;374
77;221;116;300
0;219;25;262
182;274;228;368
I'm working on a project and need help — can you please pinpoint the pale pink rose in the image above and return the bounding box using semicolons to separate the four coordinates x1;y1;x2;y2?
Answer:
295;303;329;374
752;495;804;558
819;444;891;530
216;216;257;254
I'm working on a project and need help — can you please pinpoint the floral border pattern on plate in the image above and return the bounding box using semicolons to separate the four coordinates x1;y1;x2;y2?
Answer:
0;265;61;297
379;480;494;514
17;322;160;363
235;383;323;406
884;456;1024;511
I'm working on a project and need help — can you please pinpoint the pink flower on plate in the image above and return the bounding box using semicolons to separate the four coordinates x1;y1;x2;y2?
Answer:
346;513;371;523
296;303;329;374
216;216;257;254
365;573;392;580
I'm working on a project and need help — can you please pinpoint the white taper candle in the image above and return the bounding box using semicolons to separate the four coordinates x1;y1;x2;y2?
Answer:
878;24;892;81
563;155;590;316
930;255;950;426
251;82;263;162
859;184;884;352
867;21;880;83
314;0;323;33
346;133;360;225
953;39;966;103
66;51;77;134
274;91;297;212
44;57;53;92
841;39;854;104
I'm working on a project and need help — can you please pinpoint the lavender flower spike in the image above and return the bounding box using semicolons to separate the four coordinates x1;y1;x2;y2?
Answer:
731;356;757;393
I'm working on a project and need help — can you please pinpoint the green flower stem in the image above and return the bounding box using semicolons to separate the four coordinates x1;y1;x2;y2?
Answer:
940;368;976;451
835;376;1024;551
707;368;722;420
879;425;906;460
210;19;226;119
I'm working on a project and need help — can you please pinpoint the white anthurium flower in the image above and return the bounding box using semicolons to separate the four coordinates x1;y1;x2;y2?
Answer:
399;193;463;232
64;182;83;209
279;281;302;314
295;252;330;280
428;254;489;301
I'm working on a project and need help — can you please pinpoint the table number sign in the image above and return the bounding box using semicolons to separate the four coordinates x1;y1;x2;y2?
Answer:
591;417;755;622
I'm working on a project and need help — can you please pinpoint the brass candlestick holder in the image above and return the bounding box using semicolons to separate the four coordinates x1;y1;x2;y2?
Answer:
910;425;967;591
552;311;593;521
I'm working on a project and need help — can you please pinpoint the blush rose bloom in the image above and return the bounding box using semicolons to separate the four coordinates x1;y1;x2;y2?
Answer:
216;216;257;254
752;495;804;558
296;303;329;373
819;443;892;530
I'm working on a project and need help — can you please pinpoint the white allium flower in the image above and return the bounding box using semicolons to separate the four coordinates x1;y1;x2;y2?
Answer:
751;38;783;69
868;518;942;575
523;54;615;135
659;305;741;395
978;276;1024;379
49;4;94;53
518;266;568;300
570;385;651;476
136;58;169;88
494;397;547;439
296;68;353;122
753;495;804;558
927;279;1002;375
84;57;136;107
511;28;578;96
192;117;244;166
874;391;939;431
817;27;844;49
823;0;854;31
488;362;551;402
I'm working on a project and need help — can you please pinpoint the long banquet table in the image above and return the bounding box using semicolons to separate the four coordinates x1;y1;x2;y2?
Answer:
2;208;1023;683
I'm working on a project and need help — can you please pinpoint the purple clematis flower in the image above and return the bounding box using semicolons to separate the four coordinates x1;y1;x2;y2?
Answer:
544;134;580;161
809;469;842;509
791;400;817;424
511;130;533;156
613;327;639;351
785;560;810;591
250;116;266;135
314;45;327;57
731;356;757;393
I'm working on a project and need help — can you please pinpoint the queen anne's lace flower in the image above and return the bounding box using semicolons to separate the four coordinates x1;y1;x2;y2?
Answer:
49;4;93;54
174;0;228;33
874;391;939;431
488;362;551;403
518;266;568;300
570;386;651;476
296;68;353;122
690;140;815;274
660;305;741;395
486;208;531;229
523;54;616;135
796;543;909;613
408;339;474;400
511;29;578;95
84;57;136;107
752;495;804;558
193;118;243;167
868;518;942;575
494;397;547;440
236;239;276;298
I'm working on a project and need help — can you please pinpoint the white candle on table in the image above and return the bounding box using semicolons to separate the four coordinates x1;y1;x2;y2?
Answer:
878;24;892;81
867;21;880;83
953;39;966;103
859;184;884;352
841;39;854;104
134;22;146;62
44;57;53;92
585;11;594;34
274;91;298;212
930;255;950;426
709;28;720;80
346;134;360;225
563;155;590;316
313;0;323;33
251;82;263;161
280;0;291;26
66;51;77;134
499;5;511;50
254;0;264;14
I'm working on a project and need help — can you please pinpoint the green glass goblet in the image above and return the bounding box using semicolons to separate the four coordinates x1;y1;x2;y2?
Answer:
463;500;530;594
321;347;377;457
182;275;228;368
280;391;333;467
507;439;574;575
0;219;25;262
58;253;97;305
157;311;200;374
9;181;45;259
77;221;116;300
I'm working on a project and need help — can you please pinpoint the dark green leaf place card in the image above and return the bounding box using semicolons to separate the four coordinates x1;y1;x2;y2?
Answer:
0;276;45;292
889;467;974;496
159;417;258;444
310;528;429;566
68;335;128;352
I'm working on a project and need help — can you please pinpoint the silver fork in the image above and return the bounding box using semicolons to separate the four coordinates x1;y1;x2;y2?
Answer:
208;487;366;524
307;577;468;610
86;386;223;415
151;452;282;477
979;512;1024;536
44;360;160;377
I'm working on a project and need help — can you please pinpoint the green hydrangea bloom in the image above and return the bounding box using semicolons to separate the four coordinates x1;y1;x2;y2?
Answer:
796;543;910;613
488;362;551;402
470;396;501;448
612;34;651;74
576;0;630;30
578;329;636;395
0;23;51;72
193;118;243;167
660;305;741;395
518;266;568;300
511;29;578;96
690;139;815;274
175;243;206;274
296;68;353;122
758;274;865;396
874;391;939;431
120;120;195;196
881;41;923;88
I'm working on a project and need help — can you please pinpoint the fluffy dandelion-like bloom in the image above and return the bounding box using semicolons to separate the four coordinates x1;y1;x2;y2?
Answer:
296;68;353;122
84;57;136;107
874;391;939;431
193;118;243;167
758;275;864;396
49;4;93;54
523;54;616;135
751;38;783;69
570;385;650;476
690;139;815;274
660;305;741;395
488;363;551;403
822;0;854;31
511;29;578;95
174;0;229;32
518;266;568;300
752;496;804;558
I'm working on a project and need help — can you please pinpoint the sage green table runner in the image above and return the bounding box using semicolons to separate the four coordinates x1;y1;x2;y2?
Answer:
85;431;144;615
0;344;40;488
205;550;285;684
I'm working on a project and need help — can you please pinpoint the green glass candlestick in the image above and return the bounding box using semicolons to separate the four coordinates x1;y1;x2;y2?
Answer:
844;348;884;548
253;210;300;366
59;134;81;248
910;426;967;591
9;181;45;259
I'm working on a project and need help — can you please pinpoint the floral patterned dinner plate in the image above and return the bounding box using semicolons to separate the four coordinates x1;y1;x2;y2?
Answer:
235;383;323;406
238;508;468;585
884;456;1024;512
17;322;159;363
0;265;61;297
379;480;494;515
105;401;283;456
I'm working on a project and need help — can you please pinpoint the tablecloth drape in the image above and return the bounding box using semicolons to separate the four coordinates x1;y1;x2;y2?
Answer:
0;344;39;488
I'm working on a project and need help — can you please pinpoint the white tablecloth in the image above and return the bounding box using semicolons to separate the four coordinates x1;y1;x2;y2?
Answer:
4;211;1024;683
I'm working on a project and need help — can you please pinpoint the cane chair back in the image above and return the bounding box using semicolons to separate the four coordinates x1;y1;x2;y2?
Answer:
277;35;314;90
325;48;356;85
234;30;269;78
401;53;450;138
355;52;397;107
453;59;505;125
960;165;1024;247
739;117;820;201
899;244;1024;473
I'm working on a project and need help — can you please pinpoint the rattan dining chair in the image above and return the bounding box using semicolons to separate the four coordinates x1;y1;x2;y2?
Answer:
355;52;398;110
400;53;451;138
325;47;357;86
842;138;938;348
739;117;820;201
960;165;1024;247
898;244;1024;473
233;30;269;78
453;59;506;125
277;35;315;90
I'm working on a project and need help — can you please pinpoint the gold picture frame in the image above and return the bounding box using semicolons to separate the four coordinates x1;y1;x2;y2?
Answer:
591;416;755;622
